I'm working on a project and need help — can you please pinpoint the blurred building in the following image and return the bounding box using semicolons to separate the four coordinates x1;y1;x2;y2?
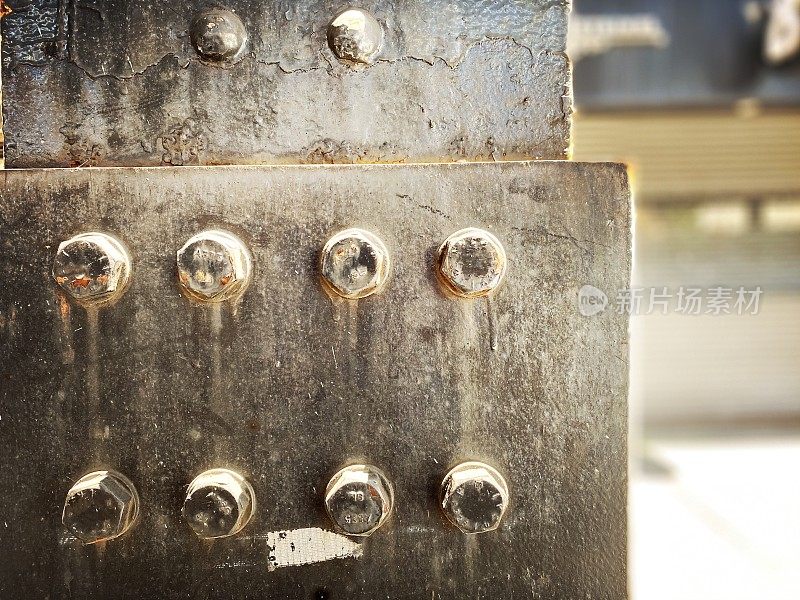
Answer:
571;0;800;428
570;4;800;598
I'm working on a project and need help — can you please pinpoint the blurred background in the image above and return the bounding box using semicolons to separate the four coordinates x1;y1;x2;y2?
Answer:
568;0;800;598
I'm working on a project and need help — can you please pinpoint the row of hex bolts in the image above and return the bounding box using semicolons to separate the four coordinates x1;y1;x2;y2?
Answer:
52;227;507;305
63;461;509;543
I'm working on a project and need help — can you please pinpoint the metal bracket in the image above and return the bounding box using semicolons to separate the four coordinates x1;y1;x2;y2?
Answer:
0;161;629;598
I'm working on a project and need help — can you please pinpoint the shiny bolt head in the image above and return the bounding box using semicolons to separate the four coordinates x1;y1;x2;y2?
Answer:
177;230;252;302
190;8;248;63
327;8;383;65
437;228;507;298
52;232;131;305
441;461;509;534
62;470;139;544
320;228;390;299
325;464;394;537
182;468;255;539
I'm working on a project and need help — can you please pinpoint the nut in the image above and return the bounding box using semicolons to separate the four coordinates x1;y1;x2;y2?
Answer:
327;8;383;65
182;468;255;539
190;8;248;63
52;232;131;304
441;461;509;534
437;228;507;298
325;464;393;536
177;230;252;302
320;228;390;299
62;470;139;544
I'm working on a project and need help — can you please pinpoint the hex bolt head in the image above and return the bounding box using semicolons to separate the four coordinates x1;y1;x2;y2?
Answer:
320;228;390;299
62;470;139;544
437;228;507;298
52;232;131;305
177;230;252;302
182;468;255;539
325;464;394;537
441;461;509;534
190;8;248;63
327;8;383;65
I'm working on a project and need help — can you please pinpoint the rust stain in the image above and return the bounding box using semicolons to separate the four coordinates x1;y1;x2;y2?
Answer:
70;275;92;289
1;305;17;338
58;295;71;320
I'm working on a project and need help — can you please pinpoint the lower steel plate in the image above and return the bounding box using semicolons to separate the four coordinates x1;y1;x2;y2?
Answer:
0;161;630;599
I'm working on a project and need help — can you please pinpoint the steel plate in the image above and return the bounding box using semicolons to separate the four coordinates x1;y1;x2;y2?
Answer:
0;161;629;598
1;0;572;167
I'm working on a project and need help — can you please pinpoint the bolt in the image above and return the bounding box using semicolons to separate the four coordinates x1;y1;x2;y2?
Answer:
440;461;509;534
327;8;383;65
437;228;507;298
52;232;132;305
182;468;255;539
190;8;247;63
177;230;252;302
62;470;139;544
325;464;393;536
320;228;390;299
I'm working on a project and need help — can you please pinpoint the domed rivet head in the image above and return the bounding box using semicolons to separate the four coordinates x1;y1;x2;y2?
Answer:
190;8;248;63
441;462;509;534
62;470;139;544
320;228;390;299
177;230;252;302
327;8;383;65
182;468;255;539
325;464;394;537
52;232;132;305
437;228;507;298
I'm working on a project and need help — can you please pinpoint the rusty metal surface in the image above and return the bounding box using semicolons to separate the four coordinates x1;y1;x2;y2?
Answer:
1;0;572;168
0;161;629;598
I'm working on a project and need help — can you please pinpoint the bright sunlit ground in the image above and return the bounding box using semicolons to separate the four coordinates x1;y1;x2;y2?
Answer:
630;434;800;600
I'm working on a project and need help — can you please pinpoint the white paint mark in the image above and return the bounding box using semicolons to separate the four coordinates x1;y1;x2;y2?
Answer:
265;527;363;571
215;559;260;569
403;525;437;535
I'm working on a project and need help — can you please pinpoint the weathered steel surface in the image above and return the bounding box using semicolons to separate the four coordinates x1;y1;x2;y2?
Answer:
0;161;629;598
1;0;572;168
